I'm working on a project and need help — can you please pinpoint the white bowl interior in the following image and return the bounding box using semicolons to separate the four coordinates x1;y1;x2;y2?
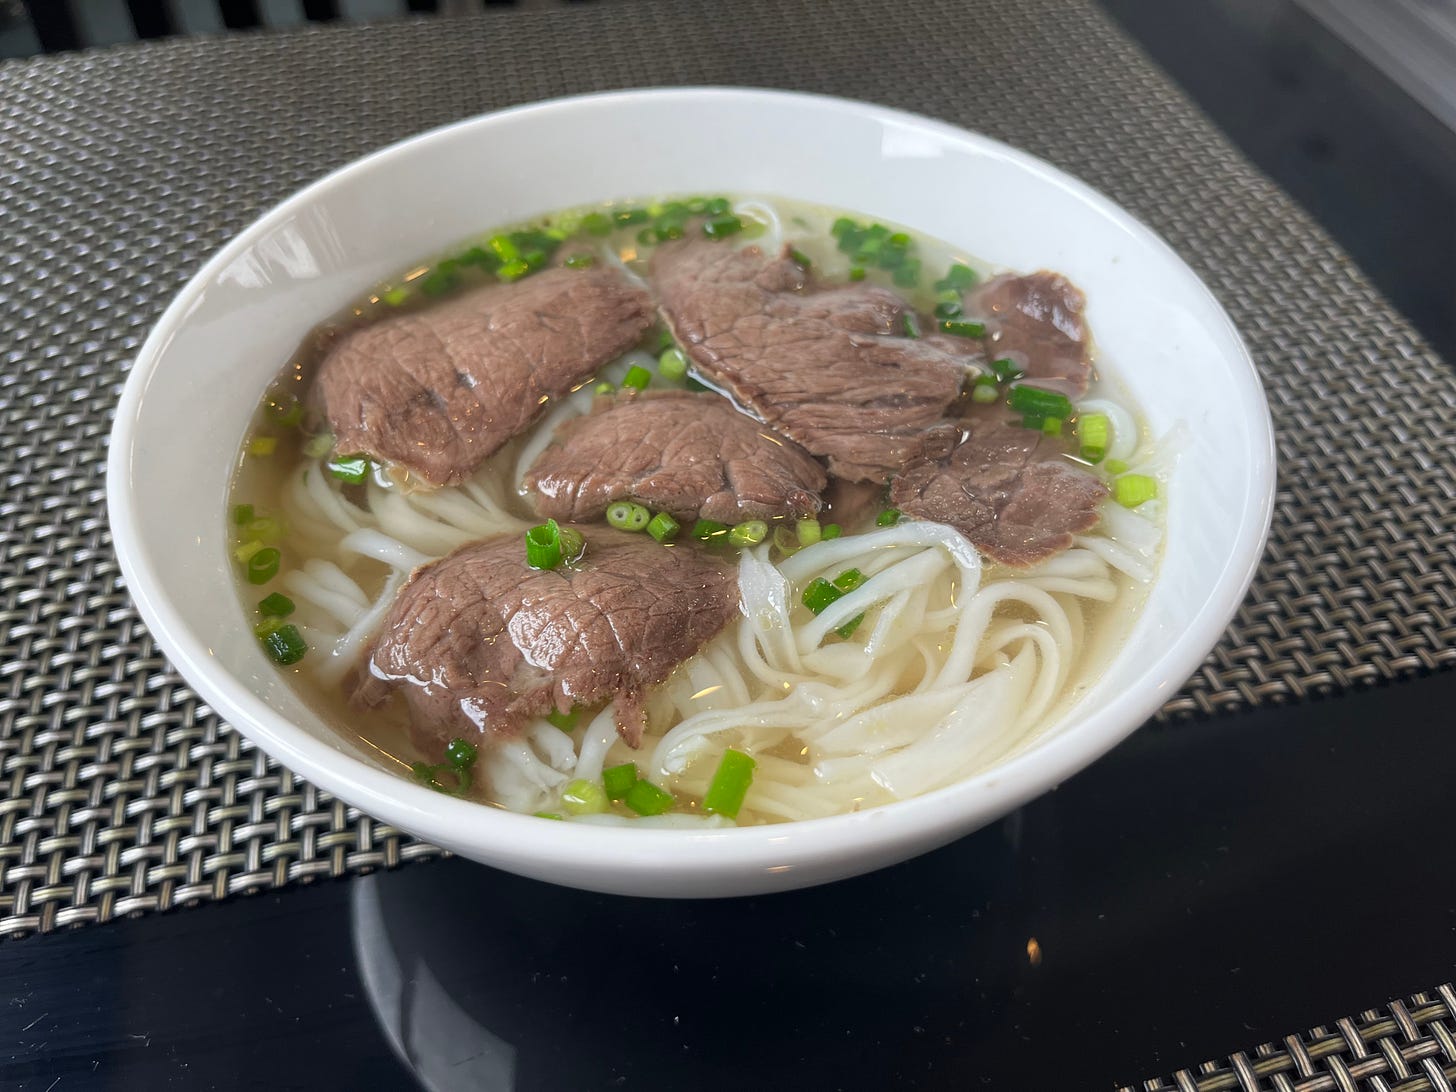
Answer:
109;89;1273;897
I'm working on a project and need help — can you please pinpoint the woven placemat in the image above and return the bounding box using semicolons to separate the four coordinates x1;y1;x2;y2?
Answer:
1122;983;1456;1092
1;0;1453;939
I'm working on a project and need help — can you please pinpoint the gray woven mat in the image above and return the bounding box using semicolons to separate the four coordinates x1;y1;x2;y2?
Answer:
1122;983;1456;1092
1;0;1454;939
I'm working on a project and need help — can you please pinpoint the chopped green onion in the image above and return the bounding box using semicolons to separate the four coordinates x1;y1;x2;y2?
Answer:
686;376;710;391
1105;458;1130;475
892;260;921;289
934;262;979;292
233;503;255;526
269;398;304;428
702;749;756;818
327;455;370;484
252;616;283;639
561;779;608;815
703;213;743;239
772;525;800;554
934;299;964;319
614;207;649;226
622;364;652;391
603;762;638;800
258;592;294;618
1042;417;1064;437
727;520;768;547
831;217;857;238
445;738;477;769
419;266;458;297
888;231;911;248
848;266;866;282
381;286;409;307
802;577;841;615
658;347;688;381
693;518;730;541
821;523;842;540
835;613;865;639
636;227;656;247
647;511;680;543
788;247;812;269
498;257;530;281
939;319;985;338
582;212;613;236
233;540;264;564
624;778;675;816
594;381;615;396
971;377;1000;404
534;811;564;821
260;622;306;666
703;197;731;216
876;508;901;527
1008;385;1074;420
557;526;585;562
832;568;866;593
245;547;280;585
796;518;822;547
244;516;282;543
302;432;333;459
606;501;651;532
901;312;921;339
1078;413;1110;463
546;708;579;733
457;245;498;270
564;253;596;269
526;520;565;570
990;357;1024;383
488;234;520;262
1114;473;1158;508
248;436;277;457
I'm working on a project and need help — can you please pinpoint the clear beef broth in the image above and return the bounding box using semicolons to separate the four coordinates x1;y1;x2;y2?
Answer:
228;194;1162;824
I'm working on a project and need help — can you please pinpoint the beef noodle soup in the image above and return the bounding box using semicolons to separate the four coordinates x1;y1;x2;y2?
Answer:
228;195;1167;826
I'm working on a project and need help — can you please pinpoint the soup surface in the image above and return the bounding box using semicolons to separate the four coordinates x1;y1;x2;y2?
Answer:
229;195;1167;827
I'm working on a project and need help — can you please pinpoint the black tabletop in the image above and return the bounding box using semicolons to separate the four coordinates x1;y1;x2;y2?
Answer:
4;2;1456;1090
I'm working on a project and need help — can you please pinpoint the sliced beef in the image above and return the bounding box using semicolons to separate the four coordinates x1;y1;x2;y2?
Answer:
889;413;1107;567
525;390;827;524
650;240;977;484
971;272;1093;397
311;266;654;487
353;528;739;749
822;477;886;531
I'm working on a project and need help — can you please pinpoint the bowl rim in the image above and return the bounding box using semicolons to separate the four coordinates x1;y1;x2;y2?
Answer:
106;86;1276;877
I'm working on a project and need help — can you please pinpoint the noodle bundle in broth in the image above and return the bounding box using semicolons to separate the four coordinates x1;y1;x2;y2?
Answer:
229;195;1166;827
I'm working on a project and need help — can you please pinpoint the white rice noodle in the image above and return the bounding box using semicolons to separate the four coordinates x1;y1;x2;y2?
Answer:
483;722;577;814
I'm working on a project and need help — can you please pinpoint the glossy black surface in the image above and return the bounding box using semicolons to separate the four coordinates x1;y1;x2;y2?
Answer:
6;669;1456;1090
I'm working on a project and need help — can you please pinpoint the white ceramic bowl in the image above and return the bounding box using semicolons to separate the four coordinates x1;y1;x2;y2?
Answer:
107;88;1274;897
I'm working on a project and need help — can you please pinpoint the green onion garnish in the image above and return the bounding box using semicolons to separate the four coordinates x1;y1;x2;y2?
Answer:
1042;417;1064;436
892;260;921;289
534;811;564;821
233;503;254;526
1105;458;1129;475
901;312;921;339
831;217;857;238
603;762;638;800
876;508;901;527
788;248;812;269
526;519;566;570
258;592;294;617
647;512;680;543
1114;474;1157;508
703;213;743;239
244;516;283;543
802;577;840;614
260;622;306;665
445;738;477;770
1008;385;1074;421
657;347;688;382
327;455;370;485
582;212;613;236
381;286;409;307
624;778;675;816
561;778;608;815
796;519;822;547
622;364;652;391
594;381;615;396
1078;413;1110;463
821;523;842;540
614;207;649;226
302;432;333;459
971;377;1000;404
488;234;519;262
703;197;731;216
498;257;530;281
606;501;651;532
933;262;978;292
245;547;280;585
248;436;277;457
269;398;304;428
692;518;730;542
990;357;1024;383
934;299;964;319
636;227;656;247
233;540;264;564
848;266;866;282
832;568;866;592
564;253;596;269
727;520;768;547
939;319;985;338
702;749;756;818
546;707;579;733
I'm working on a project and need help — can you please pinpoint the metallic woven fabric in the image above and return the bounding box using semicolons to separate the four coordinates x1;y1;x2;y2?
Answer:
1;0;1453;937
1122;983;1456;1092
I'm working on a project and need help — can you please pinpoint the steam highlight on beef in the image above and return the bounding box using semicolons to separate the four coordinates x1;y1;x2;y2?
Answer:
525;390;828;524
351;529;740;750
650;239;977;484
311;265;654;487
